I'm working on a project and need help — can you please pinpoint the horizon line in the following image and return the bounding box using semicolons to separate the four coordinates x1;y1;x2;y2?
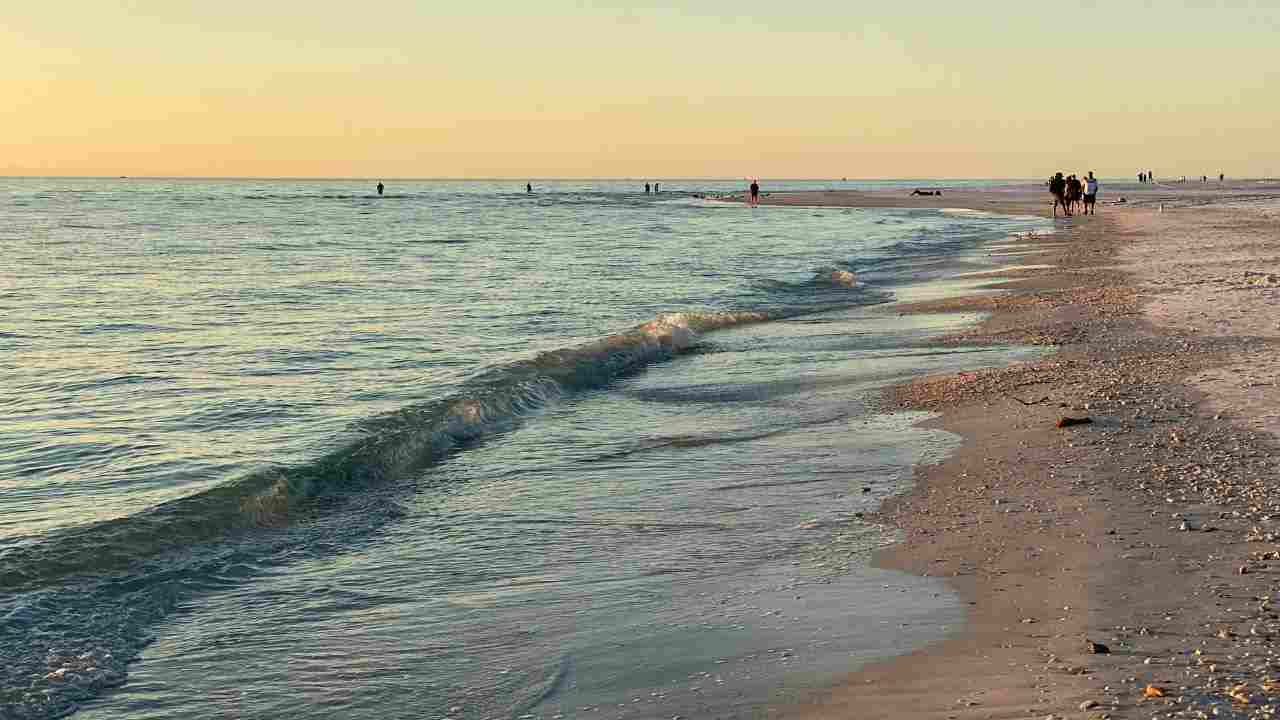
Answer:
0;175;1084;182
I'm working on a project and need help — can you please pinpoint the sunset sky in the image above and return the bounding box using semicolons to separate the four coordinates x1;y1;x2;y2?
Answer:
5;1;1279;178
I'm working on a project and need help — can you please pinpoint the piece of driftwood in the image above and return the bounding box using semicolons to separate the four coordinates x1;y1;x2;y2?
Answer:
1056;416;1093;428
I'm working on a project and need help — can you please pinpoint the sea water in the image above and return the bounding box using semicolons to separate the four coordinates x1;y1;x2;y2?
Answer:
0;179;1047;719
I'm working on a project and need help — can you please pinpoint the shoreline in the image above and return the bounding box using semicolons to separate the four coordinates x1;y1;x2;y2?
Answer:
764;188;1280;718
721;181;1280;217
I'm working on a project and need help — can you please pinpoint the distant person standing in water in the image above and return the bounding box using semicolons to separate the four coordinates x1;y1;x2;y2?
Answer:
749;179;760;207
377;181;384;195
526;182;532;194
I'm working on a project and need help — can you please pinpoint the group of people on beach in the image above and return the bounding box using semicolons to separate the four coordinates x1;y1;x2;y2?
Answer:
1048;171;1099;217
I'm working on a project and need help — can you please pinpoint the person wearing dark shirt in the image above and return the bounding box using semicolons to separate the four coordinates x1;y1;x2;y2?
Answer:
1065;174;1082;214
1050;172;1068;217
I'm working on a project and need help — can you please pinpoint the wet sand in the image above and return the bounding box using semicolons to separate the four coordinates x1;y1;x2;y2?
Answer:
760;185;1280;718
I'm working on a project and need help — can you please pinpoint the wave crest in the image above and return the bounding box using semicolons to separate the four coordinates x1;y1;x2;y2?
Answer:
2;311;773;593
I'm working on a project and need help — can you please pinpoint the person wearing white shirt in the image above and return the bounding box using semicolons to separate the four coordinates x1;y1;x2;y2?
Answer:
1083;172;1099;215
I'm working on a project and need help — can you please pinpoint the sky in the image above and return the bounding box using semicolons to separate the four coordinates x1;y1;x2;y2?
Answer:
4;1;1279;178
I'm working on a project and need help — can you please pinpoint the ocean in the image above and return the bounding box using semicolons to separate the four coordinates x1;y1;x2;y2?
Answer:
0;178;1048;719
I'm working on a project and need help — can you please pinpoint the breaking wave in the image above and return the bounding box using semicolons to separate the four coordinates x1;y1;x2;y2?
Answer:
0;311;774;594
0;271;885;719
2;310;787;718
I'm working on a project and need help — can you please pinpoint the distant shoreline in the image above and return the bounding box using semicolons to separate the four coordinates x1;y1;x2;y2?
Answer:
720;180;1280;217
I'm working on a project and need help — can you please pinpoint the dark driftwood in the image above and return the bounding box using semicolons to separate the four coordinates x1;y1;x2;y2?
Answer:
1056;416;1093;428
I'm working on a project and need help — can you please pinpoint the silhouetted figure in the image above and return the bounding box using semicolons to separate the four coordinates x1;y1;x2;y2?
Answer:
526;183;532;194
1050;172;1069;217
645;183;651;194
1148;170;1154;183
1138;172;1145;183
1220;173;1225;182
1083;172;1099;215
377;181;384;195
749;179;760;207
654;182;659;193
1065;174;1082;214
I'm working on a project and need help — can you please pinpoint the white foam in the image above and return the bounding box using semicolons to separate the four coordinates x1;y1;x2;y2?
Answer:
954;264;1056;277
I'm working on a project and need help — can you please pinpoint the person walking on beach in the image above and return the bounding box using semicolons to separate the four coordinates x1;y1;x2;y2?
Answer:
526;182;532;194
1066;174;1082;214
1148;170;1154;183
377;181;384;196
1138;172;1145;183
1050;172;1068;216
1083;172;1099;215
654;182;659;194
645;182;651;194
749;179;760;207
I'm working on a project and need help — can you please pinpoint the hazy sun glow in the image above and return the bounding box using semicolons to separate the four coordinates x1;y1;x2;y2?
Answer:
6;1;1279;178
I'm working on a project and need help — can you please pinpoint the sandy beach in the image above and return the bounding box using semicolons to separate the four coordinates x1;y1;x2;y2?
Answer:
753;183;1280;719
